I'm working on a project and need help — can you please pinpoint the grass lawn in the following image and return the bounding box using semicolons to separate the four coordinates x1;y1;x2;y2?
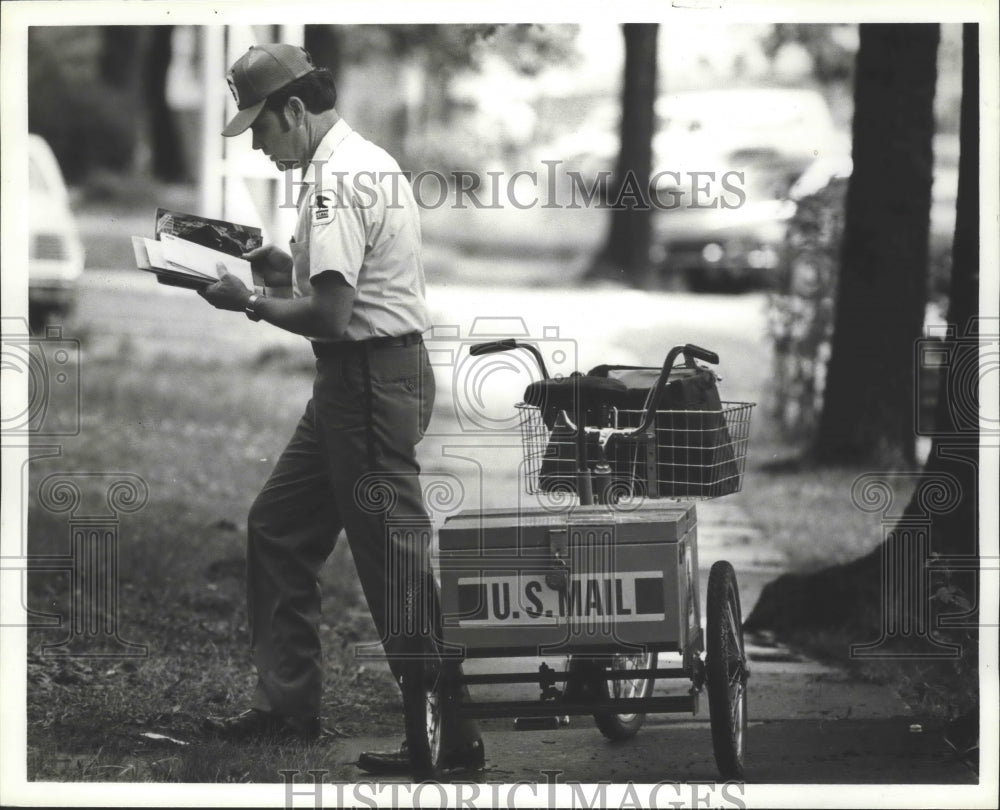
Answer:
22;333;939;783
25;350;403;782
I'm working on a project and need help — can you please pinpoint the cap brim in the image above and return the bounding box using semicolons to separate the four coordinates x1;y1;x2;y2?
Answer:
222;99;266;137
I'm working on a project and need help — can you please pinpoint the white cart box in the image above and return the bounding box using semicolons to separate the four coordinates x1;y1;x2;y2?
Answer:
438;504;701;659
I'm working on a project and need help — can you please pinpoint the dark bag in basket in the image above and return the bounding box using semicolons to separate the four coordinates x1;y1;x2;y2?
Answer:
589;363;740;497
523;374;630;494
651;368;740;497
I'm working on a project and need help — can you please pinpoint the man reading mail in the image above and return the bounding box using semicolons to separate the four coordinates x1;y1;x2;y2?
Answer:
199;43;484;777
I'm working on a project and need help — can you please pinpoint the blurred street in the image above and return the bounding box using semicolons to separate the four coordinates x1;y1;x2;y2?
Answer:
73;265;770;395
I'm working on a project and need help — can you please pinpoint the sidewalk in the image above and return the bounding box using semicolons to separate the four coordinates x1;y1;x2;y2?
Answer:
321;502;977;786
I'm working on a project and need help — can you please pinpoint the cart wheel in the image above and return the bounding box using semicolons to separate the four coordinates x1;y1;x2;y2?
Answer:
706;560;748;779
592;651;656;741
400;575;446;778
401;656;445;777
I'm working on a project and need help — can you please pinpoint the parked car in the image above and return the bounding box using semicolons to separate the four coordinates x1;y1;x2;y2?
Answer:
537;87;848;290
650;182;797;291
650;88;847;291
28;134;85;332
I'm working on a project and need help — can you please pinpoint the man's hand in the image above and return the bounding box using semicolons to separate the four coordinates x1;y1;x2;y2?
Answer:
196;266;355;336
198;267;252;312
243;244;294;288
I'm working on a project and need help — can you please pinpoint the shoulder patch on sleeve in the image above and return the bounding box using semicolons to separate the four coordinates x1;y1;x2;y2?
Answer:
312;194;335;224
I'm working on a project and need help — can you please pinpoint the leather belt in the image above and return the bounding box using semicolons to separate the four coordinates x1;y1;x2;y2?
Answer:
311;333;423;358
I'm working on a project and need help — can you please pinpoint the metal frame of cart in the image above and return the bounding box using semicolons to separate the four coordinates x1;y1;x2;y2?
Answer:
401;341;755;781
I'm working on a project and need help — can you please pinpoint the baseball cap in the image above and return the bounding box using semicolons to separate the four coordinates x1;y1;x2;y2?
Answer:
222;44;315;137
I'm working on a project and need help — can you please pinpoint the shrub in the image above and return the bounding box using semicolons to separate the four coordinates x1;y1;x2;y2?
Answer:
766;176;848;440
767;173;952;444
28;27;136;183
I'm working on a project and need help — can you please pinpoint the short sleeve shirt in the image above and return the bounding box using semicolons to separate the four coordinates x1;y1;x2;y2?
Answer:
291;119;430;342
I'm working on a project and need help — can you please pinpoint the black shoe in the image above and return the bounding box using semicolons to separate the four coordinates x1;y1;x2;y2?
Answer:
357;742;412;775
203;708;320;742
357;739;485;776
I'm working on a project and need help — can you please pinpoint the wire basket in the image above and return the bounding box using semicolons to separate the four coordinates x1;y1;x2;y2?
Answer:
517;401;754;500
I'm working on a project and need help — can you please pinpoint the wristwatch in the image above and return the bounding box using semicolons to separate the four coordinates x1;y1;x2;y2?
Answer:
245;293;263;322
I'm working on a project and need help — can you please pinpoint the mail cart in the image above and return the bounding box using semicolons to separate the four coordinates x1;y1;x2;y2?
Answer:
402;341;754;780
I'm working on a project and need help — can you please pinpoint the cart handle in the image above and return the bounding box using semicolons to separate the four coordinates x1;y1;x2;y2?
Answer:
469;339;720;437
681;343;720;366
629;344;720;435
469;340;550;381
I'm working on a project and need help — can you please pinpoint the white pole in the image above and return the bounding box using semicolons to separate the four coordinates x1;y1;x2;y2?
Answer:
200;25;225;219
206;24;306;243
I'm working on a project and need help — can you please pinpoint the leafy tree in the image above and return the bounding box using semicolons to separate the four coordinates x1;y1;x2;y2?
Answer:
746;23;980;736
29;24;577;184
303;24;577;170
328;23;578;77
760;23;856;84
28;27;136;182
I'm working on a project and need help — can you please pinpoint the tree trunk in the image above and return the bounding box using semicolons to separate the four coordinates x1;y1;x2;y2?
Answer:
143;25;186;183
914;20;979;560
813;24;940;468
899;21;980;753
304;25;345;80
586;23;658;288
746;23;979;659
96;26;144;176
100;26;142;89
